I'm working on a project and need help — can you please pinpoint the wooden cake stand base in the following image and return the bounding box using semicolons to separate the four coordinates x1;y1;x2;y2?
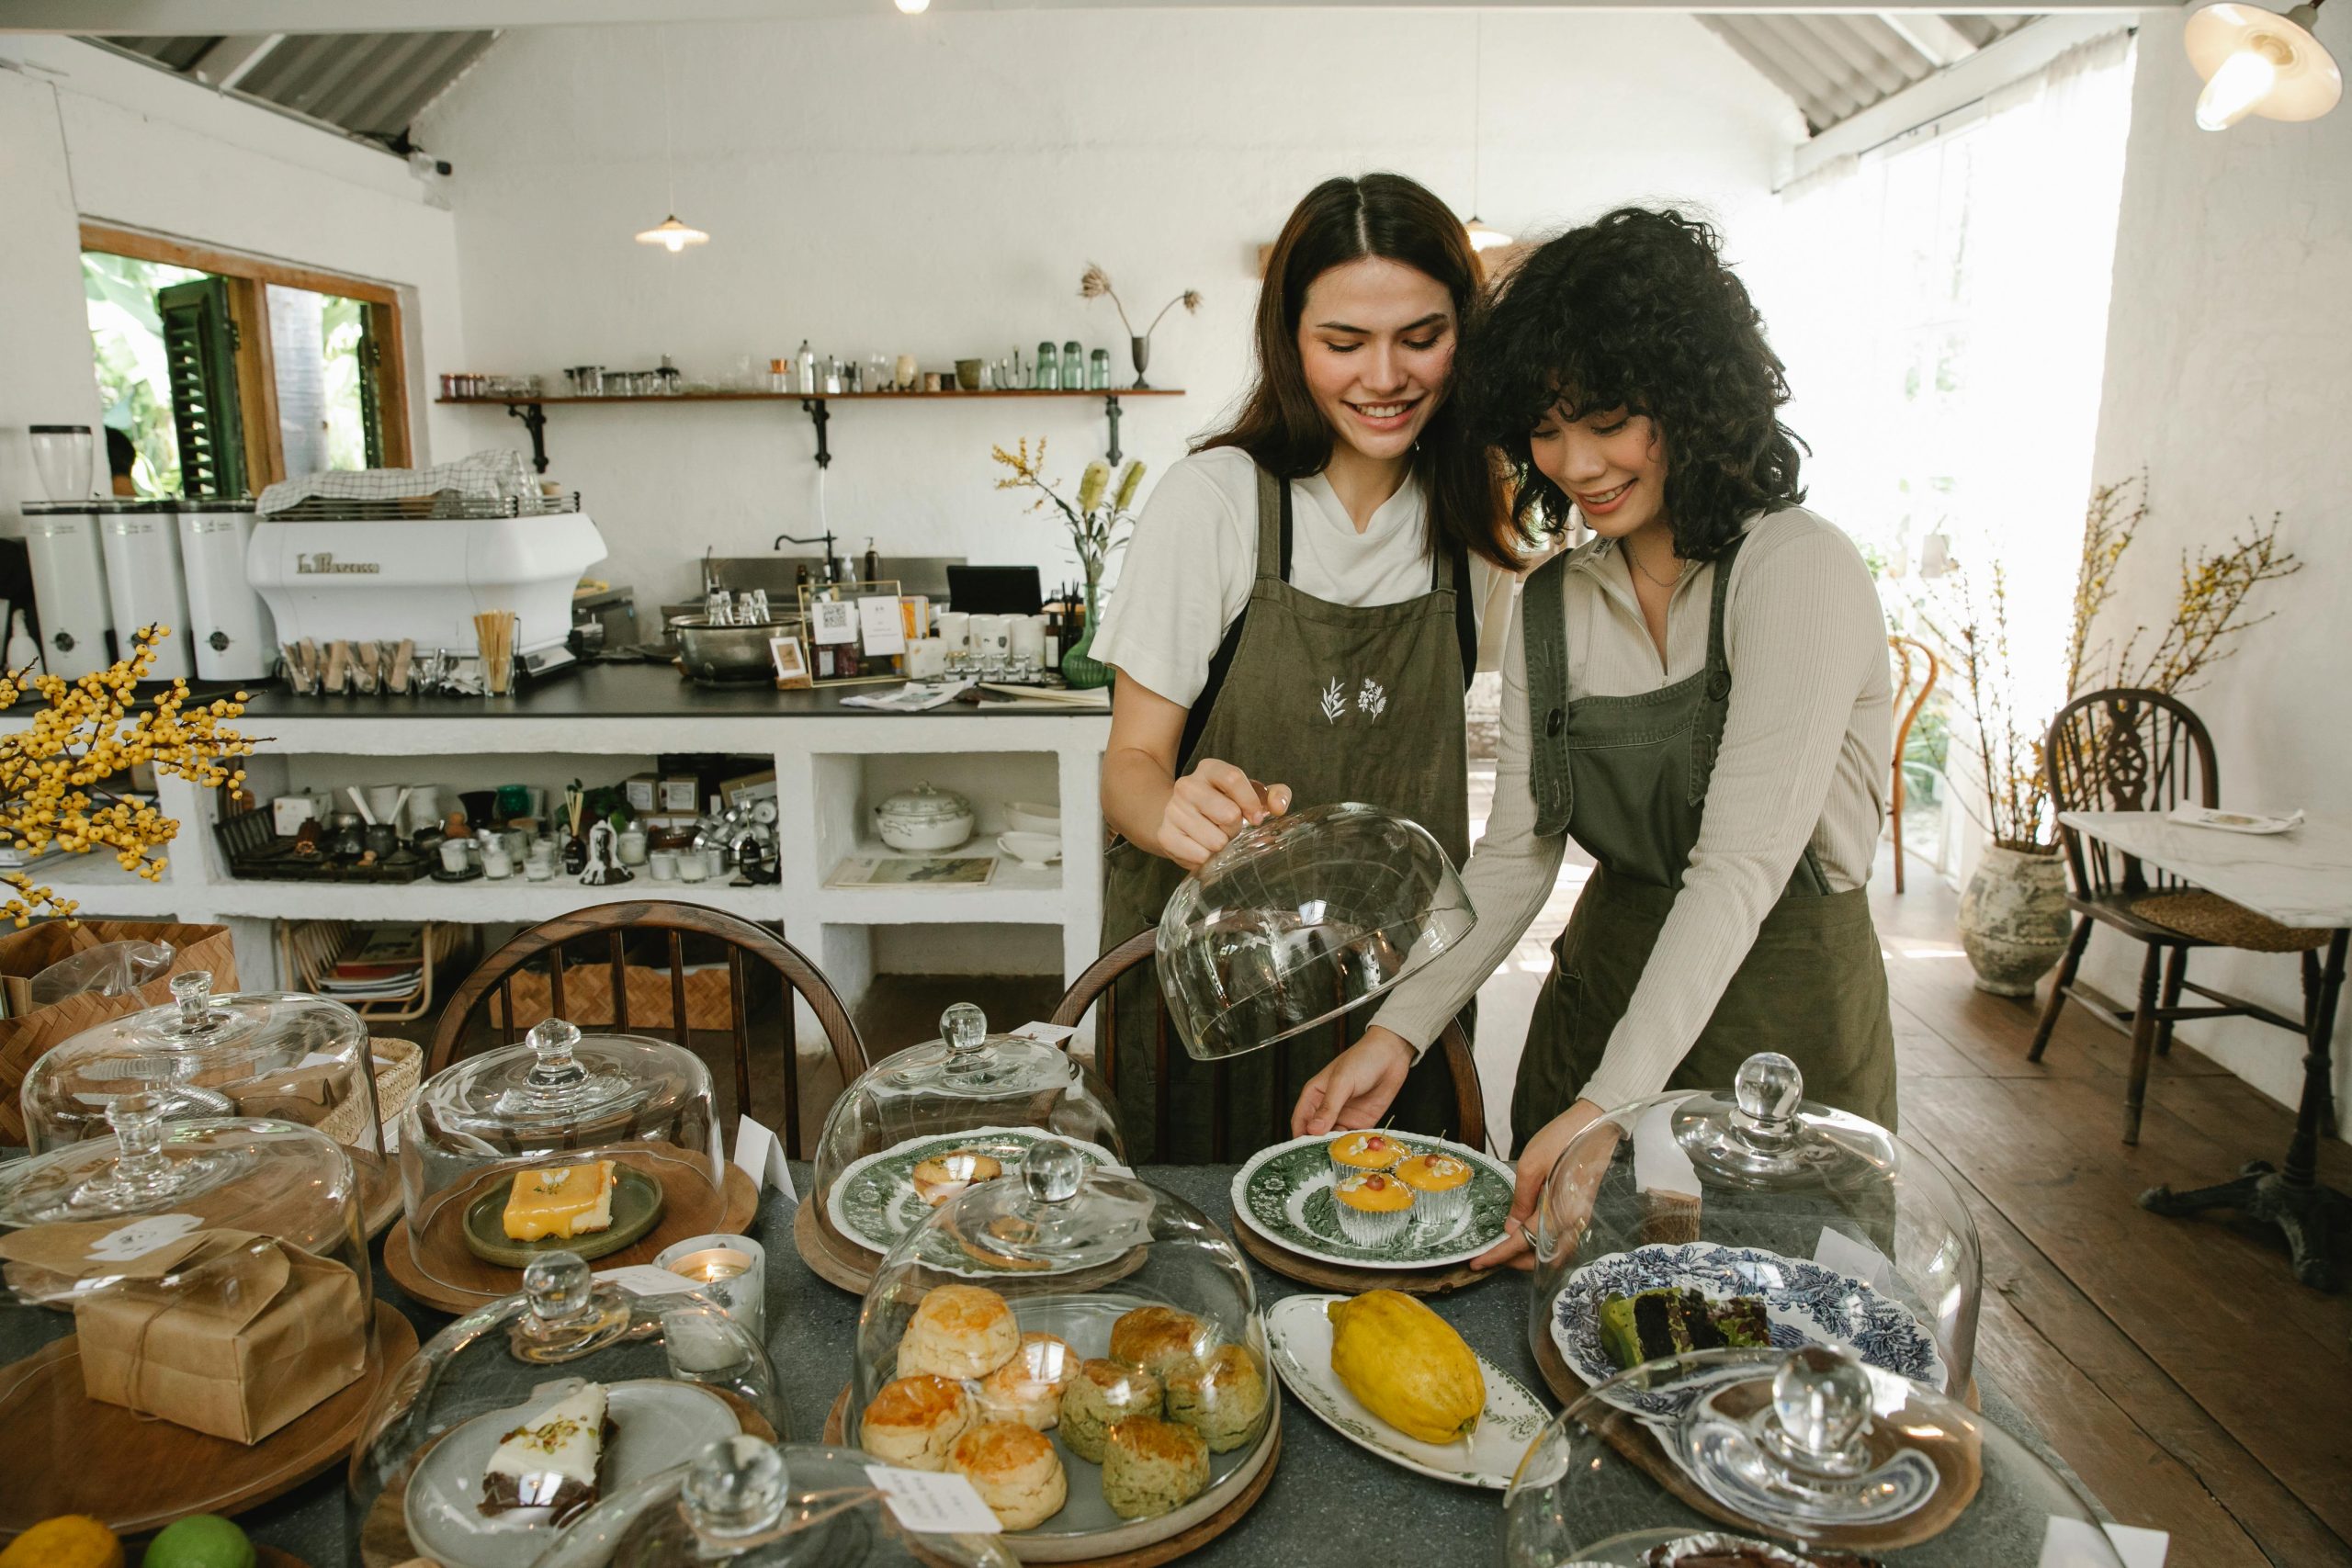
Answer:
1231;1207;1492;1296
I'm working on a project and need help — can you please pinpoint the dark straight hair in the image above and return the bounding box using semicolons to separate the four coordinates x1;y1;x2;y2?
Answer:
1199;173;1515;570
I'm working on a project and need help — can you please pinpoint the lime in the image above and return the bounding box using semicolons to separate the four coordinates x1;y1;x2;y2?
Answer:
142;1518;254;1568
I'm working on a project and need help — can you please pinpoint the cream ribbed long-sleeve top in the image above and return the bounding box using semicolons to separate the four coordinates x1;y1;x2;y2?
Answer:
1370;507;1892;1112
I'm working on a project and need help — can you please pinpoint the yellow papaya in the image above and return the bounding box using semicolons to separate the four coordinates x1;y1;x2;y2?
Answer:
1326;1289;1485;1444
0;1517;122;1568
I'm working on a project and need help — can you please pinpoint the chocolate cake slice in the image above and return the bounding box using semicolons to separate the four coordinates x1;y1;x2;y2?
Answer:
1598;1289;1773;1369
481;1383;613;1528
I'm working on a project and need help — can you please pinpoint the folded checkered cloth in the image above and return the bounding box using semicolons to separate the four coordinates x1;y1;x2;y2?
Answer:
258;449;537;516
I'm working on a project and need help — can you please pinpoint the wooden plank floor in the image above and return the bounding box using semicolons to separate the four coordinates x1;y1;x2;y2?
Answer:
1871;863;2352;1565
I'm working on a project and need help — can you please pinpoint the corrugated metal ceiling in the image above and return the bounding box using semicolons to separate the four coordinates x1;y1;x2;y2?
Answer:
92;30;497;149
1702;12;2038;133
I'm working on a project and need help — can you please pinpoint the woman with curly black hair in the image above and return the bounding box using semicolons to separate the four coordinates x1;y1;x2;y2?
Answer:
1295;208;1896;1263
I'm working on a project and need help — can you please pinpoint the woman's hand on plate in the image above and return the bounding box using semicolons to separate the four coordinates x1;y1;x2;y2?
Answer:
1474;1099;1610;1271
1291;1027;1414;1137
1155;758;1292;869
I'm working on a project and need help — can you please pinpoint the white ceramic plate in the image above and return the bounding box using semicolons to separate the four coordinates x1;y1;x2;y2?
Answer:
1262;1293;1548;1489
404;1379;741;1568
1231;1134;1514;1269
825;1126;1127;1269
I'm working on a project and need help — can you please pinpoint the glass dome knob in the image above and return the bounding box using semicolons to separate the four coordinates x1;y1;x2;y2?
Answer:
1765;1348;1874;1476
941;1003;988;1056
98;1091;176;1197
165;970;223;1039
526;1018;589;1088
681;1435;791;1539
1022;1139;1086;1203
1735;1053;1804;1124
526;1250;595;1318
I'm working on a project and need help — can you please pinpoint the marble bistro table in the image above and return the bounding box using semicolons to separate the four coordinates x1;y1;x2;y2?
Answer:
221;1164;2109;1565
2060;809;2352;1290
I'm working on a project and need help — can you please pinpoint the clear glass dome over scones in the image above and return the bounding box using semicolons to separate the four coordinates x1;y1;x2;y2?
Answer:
810;1003;1125;1269
1156;801;1476;1061
1502;1346;2125;1567
0;1098;379;1533
534;1435;1019;1568
847;1142;1277;1553
347;1248;788;1568
1528;1053;1981;1406
396;1016;723;1298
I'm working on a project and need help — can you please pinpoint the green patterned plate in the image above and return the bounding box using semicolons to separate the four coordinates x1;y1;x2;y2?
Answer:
460;1164;665;1267
824;1126;1127;1266
1231;1134;1512;1269
1264;1293;1549;1488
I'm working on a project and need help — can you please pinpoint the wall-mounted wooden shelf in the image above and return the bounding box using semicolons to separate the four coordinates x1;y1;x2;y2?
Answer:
437;387;1185;471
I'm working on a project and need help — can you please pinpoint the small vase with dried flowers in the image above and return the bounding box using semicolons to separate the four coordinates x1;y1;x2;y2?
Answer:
991;437;1145;688
1079;264;1200;389
0;626;257;927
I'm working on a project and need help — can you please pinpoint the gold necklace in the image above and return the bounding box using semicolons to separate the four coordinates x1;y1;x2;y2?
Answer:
1623;539;1687;590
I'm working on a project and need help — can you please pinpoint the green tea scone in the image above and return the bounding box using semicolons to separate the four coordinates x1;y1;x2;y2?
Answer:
1101;1415;1210;1520
1108;1304;1211;1379
1057;1357;1162;1462
1163;1344;1267;1452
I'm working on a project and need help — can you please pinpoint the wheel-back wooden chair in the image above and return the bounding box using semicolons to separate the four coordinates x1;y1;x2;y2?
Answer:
1051;930;1487;1161
1888;635;1939;894
2032;688;2329;1144
429;900;867;1158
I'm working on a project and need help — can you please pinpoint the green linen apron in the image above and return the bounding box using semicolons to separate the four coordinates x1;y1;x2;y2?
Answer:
1510;536;1897;1152
1101;465;1476;1163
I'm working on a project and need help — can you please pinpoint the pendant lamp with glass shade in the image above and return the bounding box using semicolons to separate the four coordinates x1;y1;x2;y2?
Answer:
636;30;709;250
1465;13;1513;253
2185;0;2341;130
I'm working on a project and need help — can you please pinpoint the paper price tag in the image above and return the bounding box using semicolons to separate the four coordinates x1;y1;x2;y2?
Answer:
1011;1021;1077;1046
1814;1226;1902;1296
858;596;909;657
594;1264;702;1297
736;1114;797;1201
811;601;858;646
86;1213;203;1261
2041;1518;2168;1568
865;1465;1003;1534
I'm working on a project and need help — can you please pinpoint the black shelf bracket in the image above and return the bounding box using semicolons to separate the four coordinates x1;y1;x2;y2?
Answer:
508;401;549;474
801;398;833;468
1103;395;1125;464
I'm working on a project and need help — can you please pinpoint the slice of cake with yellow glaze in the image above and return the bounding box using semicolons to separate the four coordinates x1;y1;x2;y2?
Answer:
503;1161;618;1242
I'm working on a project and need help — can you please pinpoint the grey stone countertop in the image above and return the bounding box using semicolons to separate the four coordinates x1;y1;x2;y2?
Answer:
238;1164;2106;1565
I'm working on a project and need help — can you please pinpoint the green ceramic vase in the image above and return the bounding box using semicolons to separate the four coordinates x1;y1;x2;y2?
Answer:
1059;578;1114;689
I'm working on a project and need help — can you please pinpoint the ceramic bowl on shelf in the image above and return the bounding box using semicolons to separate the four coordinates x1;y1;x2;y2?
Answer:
1005;800;1061;836
873;783;974;852
996;831;1061;867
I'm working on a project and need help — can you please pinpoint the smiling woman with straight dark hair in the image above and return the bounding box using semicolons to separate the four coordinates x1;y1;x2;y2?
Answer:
1088;171;1520;1162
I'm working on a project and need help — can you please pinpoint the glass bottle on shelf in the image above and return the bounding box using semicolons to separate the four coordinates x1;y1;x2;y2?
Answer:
1091;348;1112;389
1036;341;1060;391
797;340;817;393
1063;342;1083;392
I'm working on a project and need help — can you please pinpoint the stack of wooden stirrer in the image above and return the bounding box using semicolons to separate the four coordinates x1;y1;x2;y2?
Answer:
473;610;517;694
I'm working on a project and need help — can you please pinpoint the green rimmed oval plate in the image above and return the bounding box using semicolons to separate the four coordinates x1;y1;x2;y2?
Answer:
1231;1134;1513;1269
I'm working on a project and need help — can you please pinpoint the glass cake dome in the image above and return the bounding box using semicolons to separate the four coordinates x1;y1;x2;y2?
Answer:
842;1142;1275;1552
397;1017;724;1307
0;1097;379;1534
531;1437;1018;1568
808;1004;1124;1279
1503;1346;2126;1567
1528;1054;1981;1407
19;972;391;1221
1155;801;1476;1061
348;1250;789;1568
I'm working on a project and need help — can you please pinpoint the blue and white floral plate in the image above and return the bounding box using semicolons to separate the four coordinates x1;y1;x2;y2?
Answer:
1552;1242;1948;1416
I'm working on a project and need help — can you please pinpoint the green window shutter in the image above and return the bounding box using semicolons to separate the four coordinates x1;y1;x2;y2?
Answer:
356;308;387;469
158;277;247;499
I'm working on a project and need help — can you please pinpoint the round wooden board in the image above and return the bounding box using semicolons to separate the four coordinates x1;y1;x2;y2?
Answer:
385;1155;757;1314
1231;1205;1494;1295
824;1385;1280;1568
0;1302;419;1540
794;1192;881;1295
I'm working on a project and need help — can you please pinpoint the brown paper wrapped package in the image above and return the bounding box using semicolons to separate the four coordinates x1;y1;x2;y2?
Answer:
0;1222;369;1444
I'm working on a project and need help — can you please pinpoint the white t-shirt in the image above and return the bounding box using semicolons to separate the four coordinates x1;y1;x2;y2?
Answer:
1091;446;1513;706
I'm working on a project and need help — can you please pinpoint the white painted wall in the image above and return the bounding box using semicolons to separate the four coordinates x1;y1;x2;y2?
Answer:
2080;10;2352;1117
416;12;1801;611
0;38;467;532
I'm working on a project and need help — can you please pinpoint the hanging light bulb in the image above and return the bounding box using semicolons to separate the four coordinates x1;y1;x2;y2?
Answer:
1462;17;1512;255
2185;1;2341;130
637;30;710;250
1465;219;1515;253
636;216;710;252
895;0;931;13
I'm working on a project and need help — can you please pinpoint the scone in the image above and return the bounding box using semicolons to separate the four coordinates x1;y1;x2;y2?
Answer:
946;1419;1068;1531
1101;1415;1209;1521
912;1148;1003;1207
1163;1344;1268;1452
1109;1304;1211;1379
858;1372;975;1471
1057;1357;1162;1462
896;1283;1021;1381
975;1332;1077;1429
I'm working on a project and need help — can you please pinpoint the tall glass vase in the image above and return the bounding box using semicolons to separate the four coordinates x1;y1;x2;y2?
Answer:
1060;577;1114;689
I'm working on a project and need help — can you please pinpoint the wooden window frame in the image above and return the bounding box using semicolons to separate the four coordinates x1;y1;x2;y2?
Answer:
81;221;414;490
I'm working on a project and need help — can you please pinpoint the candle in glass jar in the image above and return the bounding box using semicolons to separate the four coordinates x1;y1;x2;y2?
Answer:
667;1247;753;1284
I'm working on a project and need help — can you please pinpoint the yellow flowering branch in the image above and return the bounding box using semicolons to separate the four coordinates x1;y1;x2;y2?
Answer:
0;626;261;927
990;436;1146;591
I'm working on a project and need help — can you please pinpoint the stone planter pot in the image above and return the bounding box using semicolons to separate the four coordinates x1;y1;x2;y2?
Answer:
1957;845;2073;997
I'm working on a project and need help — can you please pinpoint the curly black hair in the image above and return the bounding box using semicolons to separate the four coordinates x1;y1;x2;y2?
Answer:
1464;207;1805;560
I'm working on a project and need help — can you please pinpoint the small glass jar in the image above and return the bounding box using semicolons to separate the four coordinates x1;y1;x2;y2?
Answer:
1036;341;1060;391
1090;347;1112;389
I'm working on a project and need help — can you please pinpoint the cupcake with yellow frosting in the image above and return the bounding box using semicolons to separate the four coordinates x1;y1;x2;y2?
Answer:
1394;1151;1475;1229
1332;1171;1416;1247
1328;1131;1407;1179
